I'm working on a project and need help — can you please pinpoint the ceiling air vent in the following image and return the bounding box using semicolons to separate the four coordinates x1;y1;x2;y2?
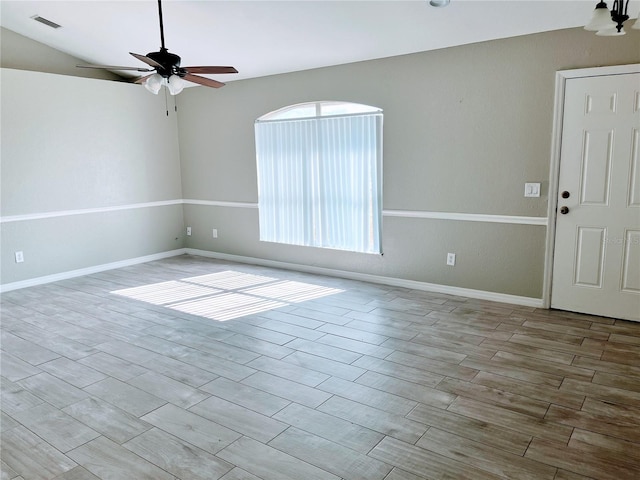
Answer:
31;15;62;29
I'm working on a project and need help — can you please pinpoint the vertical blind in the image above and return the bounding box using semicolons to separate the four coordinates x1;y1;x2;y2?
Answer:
255;112;382;254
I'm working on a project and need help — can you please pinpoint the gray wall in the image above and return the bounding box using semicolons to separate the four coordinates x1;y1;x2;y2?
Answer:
1;27;123;81
0;68;184;284
177;28;640;299
2;26;638;298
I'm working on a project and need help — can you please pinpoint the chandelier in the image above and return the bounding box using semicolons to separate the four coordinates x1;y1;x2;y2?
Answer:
585;1;640;35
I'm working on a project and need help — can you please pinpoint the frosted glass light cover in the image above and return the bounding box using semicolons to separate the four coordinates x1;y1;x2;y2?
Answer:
144;73;163;94
596;26;626;35
585;5;613;31
166;75;185;95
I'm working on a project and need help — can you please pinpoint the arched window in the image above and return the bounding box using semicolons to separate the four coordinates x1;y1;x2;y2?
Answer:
255;101;383;254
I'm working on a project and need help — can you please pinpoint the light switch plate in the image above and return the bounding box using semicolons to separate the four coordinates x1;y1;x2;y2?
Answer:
447;253;456;266
524;182;541;197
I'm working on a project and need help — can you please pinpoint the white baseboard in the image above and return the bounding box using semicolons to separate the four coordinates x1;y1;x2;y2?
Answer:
0;249;187;293
186;249;544;308
2;247;543;308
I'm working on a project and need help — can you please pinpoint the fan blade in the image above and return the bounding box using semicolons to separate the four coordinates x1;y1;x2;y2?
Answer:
134;74;153;84
130;52;162;68
183;66;238;75
184;73;225;88
77;64;154;72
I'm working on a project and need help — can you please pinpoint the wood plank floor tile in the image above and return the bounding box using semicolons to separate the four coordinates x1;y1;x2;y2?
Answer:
0;377;45;417
62;397;152;444
3;256;639;480
259;310;326;329
559;398;640;442
591;370;640;393
0;331;60;366
280;350;366;381
216;436;340;480
219;467;263;480
343;319;418;341
558;378;640;407
67;436;174;480
317;376;417;416
259;319;325;341
508;334;603;358
83;377;166;417
39;357;107;388
471;371;585;410
0;351;41;382
317;323;389;345
1;460;20;480
219;333;294;359
241;371;332;408
141;403;241;454
126;371;210;409
461;357;564;388
380;337;467;364
315;333;394;358
246;355;330;387
52;465;101;479
12;403;99;453
189;395;288;443
448;397;573;444
0;411;20;433
406;402;532;456
369;436;502;480
0;426;77;480
284;338;363;364
317;395;427;444
218;321;296;345
123;428;234;480
344;309;420;329
353;355;444;387
383;467;430;480
412;332;498;357
272;402;384;454
436;377;549;418
385;350;478;381
489;351;595;381
17;372;89;409
525;438;638;480
200;376;291;416
521;319;610;340
417;427;556;480
77;351;149;381
357;370;456;409
269;426;393;480
569;429;640;464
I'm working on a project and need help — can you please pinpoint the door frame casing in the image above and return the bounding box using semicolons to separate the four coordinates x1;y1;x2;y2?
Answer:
543;63;640;309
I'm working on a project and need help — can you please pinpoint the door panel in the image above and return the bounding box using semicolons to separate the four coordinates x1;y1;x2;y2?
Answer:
579;129;613;205
552;73;640;321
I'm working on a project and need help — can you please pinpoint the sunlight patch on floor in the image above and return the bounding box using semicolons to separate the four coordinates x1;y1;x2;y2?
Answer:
111;270;344;321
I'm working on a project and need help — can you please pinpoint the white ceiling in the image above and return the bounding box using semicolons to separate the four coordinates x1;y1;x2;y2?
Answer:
1;1;638;84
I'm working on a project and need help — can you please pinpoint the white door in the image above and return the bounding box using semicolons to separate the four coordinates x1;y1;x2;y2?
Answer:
552;72;640;322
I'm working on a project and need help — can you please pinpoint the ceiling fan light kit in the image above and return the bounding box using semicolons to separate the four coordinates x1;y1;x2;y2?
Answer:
585;0;640;35
77;0;237;94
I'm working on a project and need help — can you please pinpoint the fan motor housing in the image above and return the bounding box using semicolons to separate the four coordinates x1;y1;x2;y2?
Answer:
147;48;181;77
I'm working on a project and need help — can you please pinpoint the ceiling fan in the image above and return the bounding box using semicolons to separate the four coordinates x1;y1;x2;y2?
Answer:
77;0;237;95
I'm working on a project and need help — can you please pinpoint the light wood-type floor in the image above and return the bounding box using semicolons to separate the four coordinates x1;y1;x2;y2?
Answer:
1;255;639;480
